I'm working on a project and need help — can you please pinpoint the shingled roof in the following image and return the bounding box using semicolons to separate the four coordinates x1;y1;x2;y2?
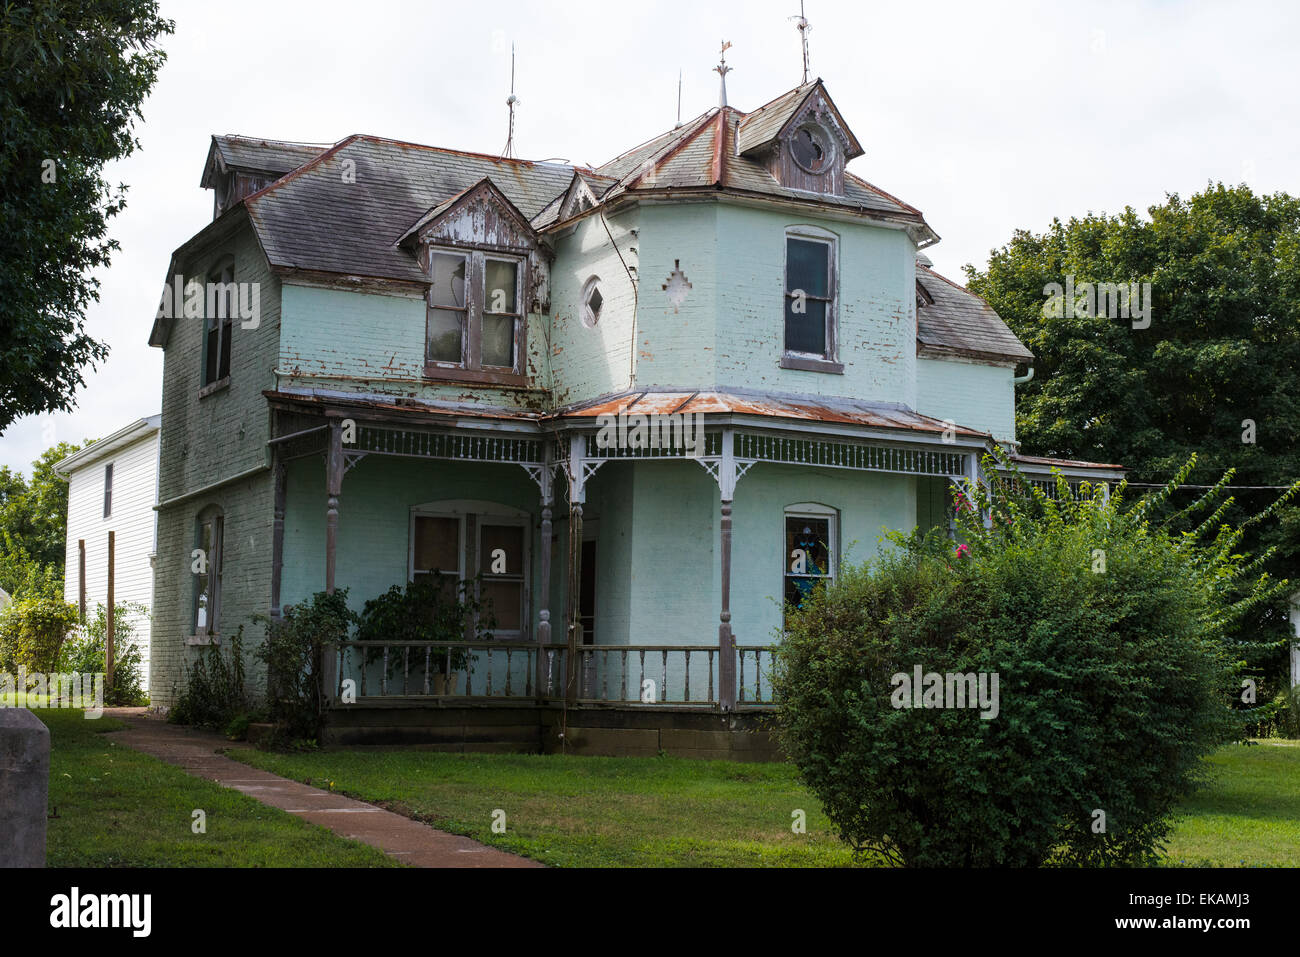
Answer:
199;135;328;188
241;136;574;283
915;263;1033;364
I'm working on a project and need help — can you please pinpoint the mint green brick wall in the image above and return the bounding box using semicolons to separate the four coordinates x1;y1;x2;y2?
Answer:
278;283;549;409
916;357;1016;442
632;202;917;404
547;206;641;406
151;221;279;707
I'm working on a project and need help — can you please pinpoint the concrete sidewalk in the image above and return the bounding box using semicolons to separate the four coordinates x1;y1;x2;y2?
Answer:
105;708;541;868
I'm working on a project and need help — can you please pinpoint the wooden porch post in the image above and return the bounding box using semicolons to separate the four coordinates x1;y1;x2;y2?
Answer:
77;539;86;622
271;455;286;619
325;416;344;594
535;444;554;699
563;434;594;706
106;530;115;691
717;429;737;711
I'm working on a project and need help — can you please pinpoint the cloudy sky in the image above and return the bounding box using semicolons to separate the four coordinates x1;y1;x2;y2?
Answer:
3;0;1297;473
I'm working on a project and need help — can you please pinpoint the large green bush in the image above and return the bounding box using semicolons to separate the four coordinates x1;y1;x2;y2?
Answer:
256;589;357;741
168;626;247;729
0;589;78;672
773;454;1296;867
57;601;149;705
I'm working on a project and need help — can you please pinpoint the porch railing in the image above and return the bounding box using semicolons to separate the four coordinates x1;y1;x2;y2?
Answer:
329;641;779;708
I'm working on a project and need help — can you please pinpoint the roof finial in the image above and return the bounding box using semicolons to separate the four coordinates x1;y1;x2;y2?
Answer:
501;44;519;158
713;40;733;108
790;1;812;85
675;69;683;128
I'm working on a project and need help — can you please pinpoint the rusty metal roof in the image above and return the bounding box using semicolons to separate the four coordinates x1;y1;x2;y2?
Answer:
555;390;989;440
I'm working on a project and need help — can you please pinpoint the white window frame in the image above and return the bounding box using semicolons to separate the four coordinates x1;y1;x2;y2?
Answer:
782;225;840;368
783;502;839;623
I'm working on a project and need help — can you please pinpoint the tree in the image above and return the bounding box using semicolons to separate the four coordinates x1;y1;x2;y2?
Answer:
0;440;89;596
0;0;173;432
965;183;1300;730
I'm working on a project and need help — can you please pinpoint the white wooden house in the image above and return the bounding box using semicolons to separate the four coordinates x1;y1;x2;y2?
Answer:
55;415;161;689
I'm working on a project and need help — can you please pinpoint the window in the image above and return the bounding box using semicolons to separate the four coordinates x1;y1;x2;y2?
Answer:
193;507;224;637
425;249;525;377
790;124;833;174
103;463;113;518
203;261;235;387
581;275;603;327
410;504;529;638
783;504;837;622
784;231;836;361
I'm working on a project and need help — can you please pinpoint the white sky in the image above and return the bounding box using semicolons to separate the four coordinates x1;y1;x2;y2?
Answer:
3;0;1298;474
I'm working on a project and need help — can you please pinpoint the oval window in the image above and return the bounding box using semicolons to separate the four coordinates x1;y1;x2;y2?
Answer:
790;125;832;174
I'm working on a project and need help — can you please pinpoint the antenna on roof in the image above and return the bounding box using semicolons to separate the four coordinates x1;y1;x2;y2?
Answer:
714;40;733;108
790;1;812;84
501;44;519;159
675;69;683;128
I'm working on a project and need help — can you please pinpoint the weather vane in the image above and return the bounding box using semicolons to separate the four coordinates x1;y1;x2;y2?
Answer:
502;44;519;158
790;2;812;84
714;40;733;108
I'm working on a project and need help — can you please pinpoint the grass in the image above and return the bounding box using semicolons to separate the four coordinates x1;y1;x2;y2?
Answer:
232;740;1300;868
35;708;399;867
1163;739;1300;867
234;748;870;866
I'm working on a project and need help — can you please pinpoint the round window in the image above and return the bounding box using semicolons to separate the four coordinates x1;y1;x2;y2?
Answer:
790;124;833;175
581;276;603;328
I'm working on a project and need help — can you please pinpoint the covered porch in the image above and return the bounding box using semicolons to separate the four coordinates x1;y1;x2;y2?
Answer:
264;388;1004;717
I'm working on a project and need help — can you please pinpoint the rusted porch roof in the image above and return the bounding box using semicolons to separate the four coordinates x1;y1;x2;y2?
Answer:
555;390;989;440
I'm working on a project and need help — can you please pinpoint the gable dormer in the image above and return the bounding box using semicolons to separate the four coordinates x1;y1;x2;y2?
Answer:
737;80;863;197
397;177;550;385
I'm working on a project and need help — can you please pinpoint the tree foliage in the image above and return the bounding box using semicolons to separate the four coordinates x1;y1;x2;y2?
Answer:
0;0;173;430
0;440;88;594
773;454;1296;866
964;183;1300;731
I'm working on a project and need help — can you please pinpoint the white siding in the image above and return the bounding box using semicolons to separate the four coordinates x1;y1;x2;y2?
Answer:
63;431;159;689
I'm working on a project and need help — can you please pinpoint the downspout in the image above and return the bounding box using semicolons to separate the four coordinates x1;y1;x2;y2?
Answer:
599;208;639;388
1012;366;1034;385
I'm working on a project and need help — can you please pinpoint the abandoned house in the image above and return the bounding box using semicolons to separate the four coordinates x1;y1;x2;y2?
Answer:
145;75;1123;755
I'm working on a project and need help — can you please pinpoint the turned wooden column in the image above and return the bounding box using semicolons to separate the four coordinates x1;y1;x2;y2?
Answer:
325;417;344;594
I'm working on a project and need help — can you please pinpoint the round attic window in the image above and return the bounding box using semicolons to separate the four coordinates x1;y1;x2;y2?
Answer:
581;276;603;328
790;124;833;175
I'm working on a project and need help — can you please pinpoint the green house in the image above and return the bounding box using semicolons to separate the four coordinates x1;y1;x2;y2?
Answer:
146;78;1121;729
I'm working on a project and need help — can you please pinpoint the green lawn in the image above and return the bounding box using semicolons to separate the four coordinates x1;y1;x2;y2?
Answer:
232;740;1300;868
235;748;868;866
1163;739;1300;867
35;709;399;867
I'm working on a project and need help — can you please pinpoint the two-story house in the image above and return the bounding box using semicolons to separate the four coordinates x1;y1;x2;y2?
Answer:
146;78;1122;741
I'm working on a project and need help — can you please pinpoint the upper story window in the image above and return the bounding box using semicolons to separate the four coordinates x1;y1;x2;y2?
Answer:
103;463;113;518
790;124;834;175
782;227;842;373
581;276;603;327
202;260;235;388
426;248;524;378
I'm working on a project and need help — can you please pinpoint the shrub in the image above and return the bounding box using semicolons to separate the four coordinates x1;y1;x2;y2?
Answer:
255;589;357;741
355;576;495;673
0;590;78;672
773;453;1295;867
169;626;247;729
57;601;149;705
